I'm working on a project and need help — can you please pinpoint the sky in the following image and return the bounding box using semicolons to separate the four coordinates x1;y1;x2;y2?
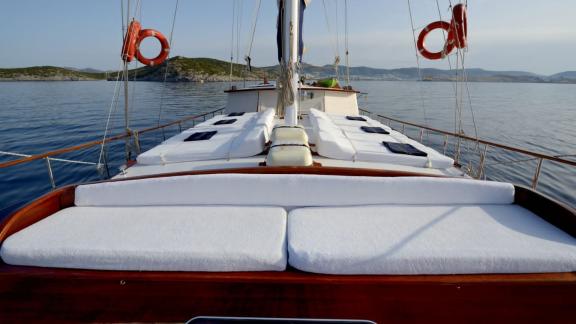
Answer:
0;0;575;75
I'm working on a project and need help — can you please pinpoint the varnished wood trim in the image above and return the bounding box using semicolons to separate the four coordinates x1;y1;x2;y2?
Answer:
0;263;575;322
111;166;445;183
514;185;576;238
0;186;75;243
225;86;360;94
0;263;575;284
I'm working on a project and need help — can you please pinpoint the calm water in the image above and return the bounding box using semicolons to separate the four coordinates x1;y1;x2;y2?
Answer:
0;81;574;218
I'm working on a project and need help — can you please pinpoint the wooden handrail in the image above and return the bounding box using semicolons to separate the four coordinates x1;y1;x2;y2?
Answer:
359;108;576;167
0;107;225;169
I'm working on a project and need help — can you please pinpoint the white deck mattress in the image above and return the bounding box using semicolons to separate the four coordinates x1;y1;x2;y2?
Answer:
308;109;454;169
288;204;576;274
1;206;287;271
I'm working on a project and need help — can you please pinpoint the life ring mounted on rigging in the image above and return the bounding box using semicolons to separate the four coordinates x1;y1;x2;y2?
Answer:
416;4;468;60
121;20;170;67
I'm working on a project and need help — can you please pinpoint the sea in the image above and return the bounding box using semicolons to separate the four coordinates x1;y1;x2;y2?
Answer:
0;80;574;218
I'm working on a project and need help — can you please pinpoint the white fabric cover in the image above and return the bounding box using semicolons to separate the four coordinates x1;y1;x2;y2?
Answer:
349;133;454;169
328;114;381;127
75;174;515;207
271;127;309;143
254;108;276;141
288;204;576;274
137;126;266;165
315;131;356;160
1;206;287;271
193;112;257;130
267;145;313;167
308;109;454;169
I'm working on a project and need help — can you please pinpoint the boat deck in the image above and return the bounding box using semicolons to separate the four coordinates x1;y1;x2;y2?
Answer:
118;110;463;179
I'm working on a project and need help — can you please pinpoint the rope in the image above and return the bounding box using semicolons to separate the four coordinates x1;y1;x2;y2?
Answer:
277;61;295;117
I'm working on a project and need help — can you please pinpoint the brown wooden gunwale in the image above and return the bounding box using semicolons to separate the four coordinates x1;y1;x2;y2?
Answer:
1;165;575;261
1;167;576;322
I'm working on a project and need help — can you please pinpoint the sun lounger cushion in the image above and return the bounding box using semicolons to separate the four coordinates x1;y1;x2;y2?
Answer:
1;206;287;271
75;174;515;207
287;204;576;274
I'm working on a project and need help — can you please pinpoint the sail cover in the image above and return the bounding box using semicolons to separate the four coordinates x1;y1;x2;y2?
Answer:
277;0;308;63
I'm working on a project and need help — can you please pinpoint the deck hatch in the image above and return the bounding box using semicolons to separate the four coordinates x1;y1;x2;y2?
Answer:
361;126;390;134
346;116;367;121
184;131;218;142
382;141;427;157
214;119;237;125
227;112;245;117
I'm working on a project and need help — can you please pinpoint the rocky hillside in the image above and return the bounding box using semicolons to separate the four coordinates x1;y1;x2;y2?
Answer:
121;57;277;82
2;57;575;83
0;66;106;81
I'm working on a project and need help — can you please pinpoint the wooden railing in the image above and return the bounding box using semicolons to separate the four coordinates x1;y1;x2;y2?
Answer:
359;108;576;190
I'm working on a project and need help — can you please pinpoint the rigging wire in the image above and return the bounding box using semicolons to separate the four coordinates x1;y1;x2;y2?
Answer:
156;0;181;134
97;67;124;173
321;0;340;79
334;0;340;81
406;0;429;128
344;0;351;87
244;0;262;73
236;0;244;69
229;0;236;85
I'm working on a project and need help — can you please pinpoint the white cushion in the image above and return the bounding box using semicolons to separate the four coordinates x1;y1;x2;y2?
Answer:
137;126;267;165
137;131;241;165
254;108;277;140
0;206;287;271
315;131;356;160
351;136;454;169
267;145;313;167
193;112;257;130
229;126;267;158
271;127;309;143
75;174;515;207
328;115;381;127
288;205;576;274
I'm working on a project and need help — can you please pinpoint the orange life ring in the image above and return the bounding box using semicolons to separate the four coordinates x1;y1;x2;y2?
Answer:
417;21;455;60
135;29;170;66
451;4;468;48
121;20;141;62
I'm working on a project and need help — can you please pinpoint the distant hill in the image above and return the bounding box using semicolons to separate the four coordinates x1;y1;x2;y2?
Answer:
547;71;576;83
0;66;106;81
1;57;575;83
120;57;276;82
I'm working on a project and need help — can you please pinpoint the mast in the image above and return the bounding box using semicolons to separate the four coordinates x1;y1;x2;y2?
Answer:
282;0;300;126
